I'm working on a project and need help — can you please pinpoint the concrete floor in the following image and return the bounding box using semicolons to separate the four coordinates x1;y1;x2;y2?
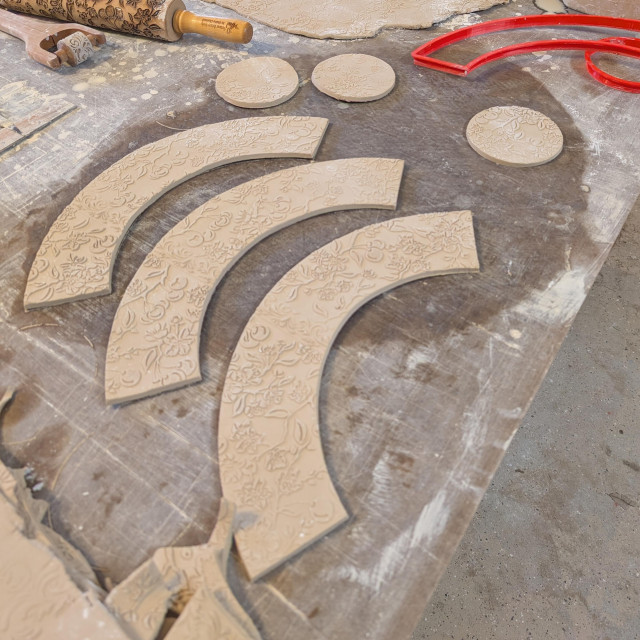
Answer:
413;199;640;640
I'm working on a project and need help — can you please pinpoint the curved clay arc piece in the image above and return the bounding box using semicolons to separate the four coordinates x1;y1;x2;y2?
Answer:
218;211;480;581
23;116;329;310
105;157;404;404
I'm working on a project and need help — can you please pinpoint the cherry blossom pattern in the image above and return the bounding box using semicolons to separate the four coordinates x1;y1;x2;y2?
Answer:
218;211;480;581
105;158;404;404
24;116;328;310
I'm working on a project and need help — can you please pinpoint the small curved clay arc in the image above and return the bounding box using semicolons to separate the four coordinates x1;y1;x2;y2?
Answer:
218;211;480;581
105;157;404;404
23;116;328;310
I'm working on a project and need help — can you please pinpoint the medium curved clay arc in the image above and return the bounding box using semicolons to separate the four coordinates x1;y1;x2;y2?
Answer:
218;211;480;581
23;116;328;310
105;157;404;404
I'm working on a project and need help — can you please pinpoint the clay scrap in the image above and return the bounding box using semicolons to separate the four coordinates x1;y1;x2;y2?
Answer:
219;211;480;581
24;116;328;310
208;0;510;39
312;54;396;102
215;57;300;108
0;457;128;640
466;106;563;167
105;157;404;404
106;499;261;640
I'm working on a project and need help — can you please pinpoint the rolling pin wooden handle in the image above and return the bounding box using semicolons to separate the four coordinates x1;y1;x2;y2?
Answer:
172;10;252;43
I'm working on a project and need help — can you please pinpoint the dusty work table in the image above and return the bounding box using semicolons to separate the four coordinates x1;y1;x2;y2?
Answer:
1;1;639;638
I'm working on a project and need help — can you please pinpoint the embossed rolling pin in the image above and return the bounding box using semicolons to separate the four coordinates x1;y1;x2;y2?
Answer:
0;0;253;43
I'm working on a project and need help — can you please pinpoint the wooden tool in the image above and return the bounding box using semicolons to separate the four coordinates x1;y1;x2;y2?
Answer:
0;0;253;43
0;8;105;68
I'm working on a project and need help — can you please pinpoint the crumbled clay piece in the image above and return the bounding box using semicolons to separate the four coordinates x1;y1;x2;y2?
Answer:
466;106;564;167
164;587;258;640
105;560;175;640
24;116;328;310
105;158;404;404
49;591;130;640
218;211;480;581
207;0;509;39
216;57;300;108
0;485;128;640
312;54;396;102
0;459;99;592
106;499;261;640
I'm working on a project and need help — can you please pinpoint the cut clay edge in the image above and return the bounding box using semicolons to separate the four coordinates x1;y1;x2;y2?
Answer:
104;157;404;405
211;0;510;40
466;133;564;167
23;116;329;311
216;83;299;109
312;75;396;103
220;212;480;581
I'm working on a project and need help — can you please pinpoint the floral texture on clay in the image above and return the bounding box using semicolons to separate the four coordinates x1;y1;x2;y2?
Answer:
24;116;328;310
218;211;480;580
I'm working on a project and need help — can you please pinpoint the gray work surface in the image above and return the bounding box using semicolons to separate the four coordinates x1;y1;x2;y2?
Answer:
1;2;639;639
416;199;640;639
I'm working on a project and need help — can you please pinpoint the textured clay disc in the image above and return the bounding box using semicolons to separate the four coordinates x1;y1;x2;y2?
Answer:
215;57;299;108
465;106;564;167
311;54;396;102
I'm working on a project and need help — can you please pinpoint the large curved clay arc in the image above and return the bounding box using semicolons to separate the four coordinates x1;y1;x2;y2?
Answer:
23;116;328;310
218;211;480;581
105;157;404;404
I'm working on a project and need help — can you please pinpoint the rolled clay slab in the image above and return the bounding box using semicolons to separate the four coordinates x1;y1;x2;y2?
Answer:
207;0;509;39
215;57;300;108
312;54;396;102
563;0;640;18
465;106;564;167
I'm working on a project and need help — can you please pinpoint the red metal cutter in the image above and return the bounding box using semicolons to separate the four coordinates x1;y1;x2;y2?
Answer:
411;14;640;93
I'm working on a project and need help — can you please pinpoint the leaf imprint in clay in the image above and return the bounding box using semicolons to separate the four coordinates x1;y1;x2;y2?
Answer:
215;57;300;108
218;211;480;581
465;106;564;167
312;54;396;102
24;116;328;310
105;158;404;404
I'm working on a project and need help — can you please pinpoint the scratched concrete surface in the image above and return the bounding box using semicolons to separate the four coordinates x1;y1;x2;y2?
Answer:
2;1;640;639
415;199;640;638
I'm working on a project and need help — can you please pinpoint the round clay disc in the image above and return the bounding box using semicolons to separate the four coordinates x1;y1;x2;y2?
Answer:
215;57;299;109
311;54;396;102
465;106;564;167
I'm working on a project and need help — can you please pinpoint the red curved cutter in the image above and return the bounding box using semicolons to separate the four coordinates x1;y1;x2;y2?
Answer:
411;14;640;93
